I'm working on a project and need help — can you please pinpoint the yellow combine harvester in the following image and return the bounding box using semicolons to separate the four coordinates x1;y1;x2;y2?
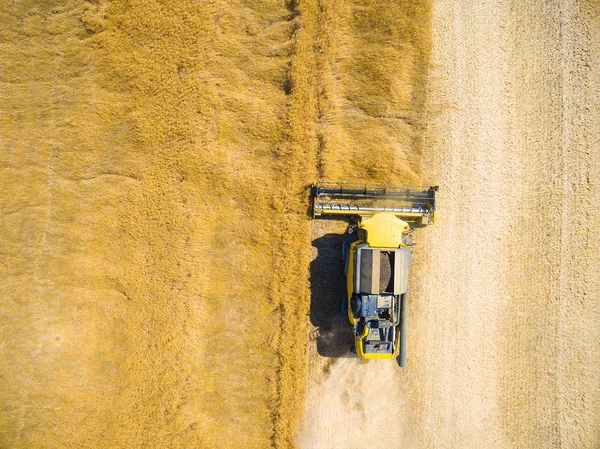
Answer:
312;183;438;366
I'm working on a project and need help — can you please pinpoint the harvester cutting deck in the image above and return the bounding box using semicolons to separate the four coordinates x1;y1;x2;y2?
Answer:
312;183;438;366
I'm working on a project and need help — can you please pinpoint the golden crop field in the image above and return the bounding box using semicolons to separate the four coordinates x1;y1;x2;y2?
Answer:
1;1;432;448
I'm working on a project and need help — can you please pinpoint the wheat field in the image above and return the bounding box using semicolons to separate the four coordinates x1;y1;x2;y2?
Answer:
0;0;431;448
4;1;599;449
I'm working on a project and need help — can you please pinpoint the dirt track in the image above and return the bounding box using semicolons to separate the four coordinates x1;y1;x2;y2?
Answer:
300;1;600;448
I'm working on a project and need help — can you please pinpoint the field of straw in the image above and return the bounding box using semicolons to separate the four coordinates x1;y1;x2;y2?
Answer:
0;1;431;448
7;1;597;448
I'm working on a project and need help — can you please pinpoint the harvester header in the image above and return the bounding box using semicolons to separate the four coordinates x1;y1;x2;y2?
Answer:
312;182;438;225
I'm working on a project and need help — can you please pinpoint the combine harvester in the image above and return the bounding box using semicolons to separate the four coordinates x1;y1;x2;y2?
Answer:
312;182;438;366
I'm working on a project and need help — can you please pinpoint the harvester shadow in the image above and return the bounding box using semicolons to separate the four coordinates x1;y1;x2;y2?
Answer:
310;233;355;357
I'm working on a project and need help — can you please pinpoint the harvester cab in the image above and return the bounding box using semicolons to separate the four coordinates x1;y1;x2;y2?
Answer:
312;183;438;366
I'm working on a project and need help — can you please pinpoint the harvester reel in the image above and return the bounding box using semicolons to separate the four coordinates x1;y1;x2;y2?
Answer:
312;182;438;225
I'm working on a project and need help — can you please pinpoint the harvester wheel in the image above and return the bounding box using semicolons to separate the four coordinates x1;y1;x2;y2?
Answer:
350;294;361;316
